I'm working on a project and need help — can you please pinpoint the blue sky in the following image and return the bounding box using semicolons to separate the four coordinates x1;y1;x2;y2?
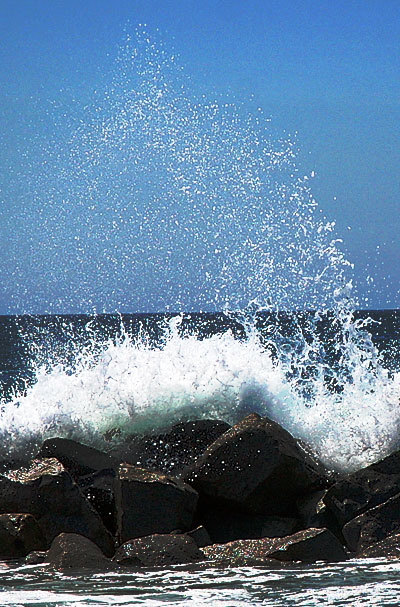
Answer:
1;0;399;312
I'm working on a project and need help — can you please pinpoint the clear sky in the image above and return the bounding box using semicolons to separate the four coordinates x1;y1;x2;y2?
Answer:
1;0;399;313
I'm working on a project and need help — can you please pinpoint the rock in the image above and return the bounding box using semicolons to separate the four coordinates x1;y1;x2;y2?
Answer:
186;525;212;548
360;533;400;559
202;528;348;565
112;420;231;474
25;550;48;564
324;449;400;528
296;490;328;529
185;413;327;517
198;507;299;544
268;528;348;563
37;437;116;480
46;533;119;571
0;458;115;556
0;514;46;558
114;533;205;567
78;470;116;534
116;464;198;544
342;491;400;553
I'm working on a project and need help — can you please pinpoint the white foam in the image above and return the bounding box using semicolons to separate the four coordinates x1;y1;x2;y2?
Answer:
1;316;399;472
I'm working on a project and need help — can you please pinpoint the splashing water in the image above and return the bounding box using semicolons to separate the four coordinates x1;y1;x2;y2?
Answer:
2;29;400;472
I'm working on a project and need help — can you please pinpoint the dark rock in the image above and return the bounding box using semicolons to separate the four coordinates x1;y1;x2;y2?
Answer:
0;458;115;556
78;470;116;534
342;492;400;553
360;533;400;559
116;464;198;544
25;550;48;564
46;533;119;571
37;437;116;480
296;490;328;529
186;525;212;548
202;527;348;565
268;528;348;563
0;514;46;558
185;413;327;517
198;506;299;544
112;420;231;474
324;449;400;528
114;533;205;567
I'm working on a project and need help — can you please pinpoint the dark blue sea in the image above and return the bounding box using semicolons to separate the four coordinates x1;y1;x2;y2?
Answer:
0;310;399;605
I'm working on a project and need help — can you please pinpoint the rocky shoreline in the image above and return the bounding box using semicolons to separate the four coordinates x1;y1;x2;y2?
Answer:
0;412;399;571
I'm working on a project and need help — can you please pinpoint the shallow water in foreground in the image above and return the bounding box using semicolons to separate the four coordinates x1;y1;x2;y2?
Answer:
1;559;400;606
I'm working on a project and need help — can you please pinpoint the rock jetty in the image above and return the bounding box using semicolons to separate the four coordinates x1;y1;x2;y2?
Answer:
0;412;399;570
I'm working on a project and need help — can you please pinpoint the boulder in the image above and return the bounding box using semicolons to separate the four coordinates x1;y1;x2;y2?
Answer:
198;507;299;544
46;533;119;571
202;527;348;565
324;449;400;528
78;470;116;534
296;490;329;529
360;532;400;559
185;413;327;516
112;420;231;474
342;491;400;553
114;533;204;567
186;525;212;548
0;513;46;558
116;464;198;544
0;458;115;556
37;437;116;480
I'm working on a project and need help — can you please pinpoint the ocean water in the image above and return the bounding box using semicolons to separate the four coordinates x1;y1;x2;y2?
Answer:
2;27;400;606
2;554;400;605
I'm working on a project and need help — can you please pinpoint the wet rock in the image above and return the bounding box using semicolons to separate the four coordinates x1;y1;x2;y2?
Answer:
0;458;115;556
324;450;400;528
112;420;231;474
296;490;329;529
25;550;48;564
198;507;299;543
116;464;198;544
360;532;400;559
268;528;348;563
185;413;327;517
202;527;348;565
0;513;46;558
114;533;205;567
78;470;116;534
186;525;212;548
342;491;400;553
37;437;116;480
46;533;119;571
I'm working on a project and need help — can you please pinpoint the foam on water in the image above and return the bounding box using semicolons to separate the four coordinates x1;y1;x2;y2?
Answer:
1;28;399;472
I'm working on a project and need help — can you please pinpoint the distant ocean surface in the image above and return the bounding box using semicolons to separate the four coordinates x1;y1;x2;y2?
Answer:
0;310;399;605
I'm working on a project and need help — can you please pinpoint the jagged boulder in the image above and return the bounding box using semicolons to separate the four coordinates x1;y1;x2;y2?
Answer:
202;528;348;565
46;533;119;571
324;449;400;528
0;513;46;558
185;413;328;517
342;491;400;553
37;438;118;533
37;437;117;480
112;420;231;474
114;533;204;567
116;464;198;543
0;458;115;556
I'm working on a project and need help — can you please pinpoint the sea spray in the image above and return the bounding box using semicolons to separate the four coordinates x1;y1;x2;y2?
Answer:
6;28;352;314
1;28;399;473
1;312;399;473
